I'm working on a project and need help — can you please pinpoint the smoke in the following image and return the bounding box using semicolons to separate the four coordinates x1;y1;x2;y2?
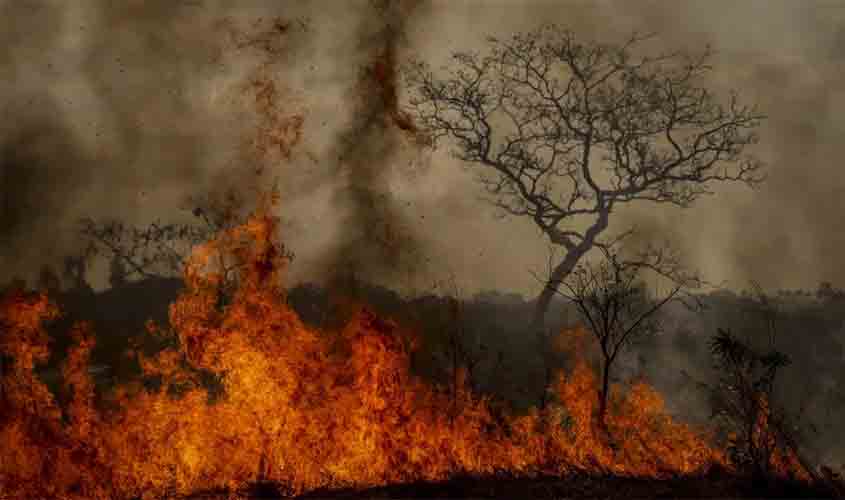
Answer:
607;0;845;292
3;0;845;296
0;0;433;291
402;0;845;294
311;0;433;290
0;1;256;284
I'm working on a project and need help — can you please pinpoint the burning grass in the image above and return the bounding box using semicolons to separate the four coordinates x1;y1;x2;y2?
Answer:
0;200;818;499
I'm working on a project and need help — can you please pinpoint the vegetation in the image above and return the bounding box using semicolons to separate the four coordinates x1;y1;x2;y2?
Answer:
405;24;765;335
550;244;701;426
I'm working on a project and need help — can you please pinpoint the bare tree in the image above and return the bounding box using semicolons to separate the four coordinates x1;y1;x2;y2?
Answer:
549;242;701;428
405;24;765;336
80;186;293;293
80;216;212;281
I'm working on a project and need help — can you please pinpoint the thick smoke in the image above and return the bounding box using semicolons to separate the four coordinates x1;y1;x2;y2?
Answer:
403;0;845;294
0;1;255;285
0;0;435;292
314;0;433;290
3;0;845;296
610;0;845;292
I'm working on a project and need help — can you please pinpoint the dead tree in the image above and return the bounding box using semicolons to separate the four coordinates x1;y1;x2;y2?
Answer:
405;24;765;339
79;186;293;294
550;243;701;428
79;217;212;281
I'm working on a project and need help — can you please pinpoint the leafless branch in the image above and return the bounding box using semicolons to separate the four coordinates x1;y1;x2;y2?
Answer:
405;24;765;328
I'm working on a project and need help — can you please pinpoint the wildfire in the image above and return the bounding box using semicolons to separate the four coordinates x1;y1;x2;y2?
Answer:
3;198;807;500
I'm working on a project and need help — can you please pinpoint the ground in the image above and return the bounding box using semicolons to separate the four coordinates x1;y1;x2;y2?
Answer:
184;470;842;499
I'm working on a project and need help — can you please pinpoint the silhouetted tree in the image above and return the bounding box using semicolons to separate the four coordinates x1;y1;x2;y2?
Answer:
79;214;215;282
710;328;789;479
405;24;765;340
550;243;701;427
80;186;293;294
62;255;93;294
707;285;820;484
107;255;128;289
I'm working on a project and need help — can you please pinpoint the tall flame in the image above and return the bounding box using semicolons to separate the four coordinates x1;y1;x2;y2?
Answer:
4;198;803;500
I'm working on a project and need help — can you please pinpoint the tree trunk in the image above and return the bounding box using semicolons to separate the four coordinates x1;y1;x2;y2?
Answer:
529;208;609;334
531;246;589;409
531;246;590;327
532;246;591;333
530;210;610;408
598;360;611;429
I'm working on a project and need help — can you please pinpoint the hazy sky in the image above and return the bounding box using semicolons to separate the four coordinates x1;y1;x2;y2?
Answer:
2;0;844;297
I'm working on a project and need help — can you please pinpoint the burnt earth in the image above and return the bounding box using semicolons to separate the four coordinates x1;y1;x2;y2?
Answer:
183;470;843;499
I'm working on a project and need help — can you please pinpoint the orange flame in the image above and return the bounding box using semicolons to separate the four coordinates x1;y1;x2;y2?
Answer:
2;200;805;499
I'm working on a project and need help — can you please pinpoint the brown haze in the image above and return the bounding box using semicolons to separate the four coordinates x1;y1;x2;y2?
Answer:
2;0;845;295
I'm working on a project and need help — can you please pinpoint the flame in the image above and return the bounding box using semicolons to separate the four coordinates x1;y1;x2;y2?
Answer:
2;198;815;499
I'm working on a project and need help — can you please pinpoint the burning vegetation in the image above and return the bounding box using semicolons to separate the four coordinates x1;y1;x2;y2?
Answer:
1;196;833;500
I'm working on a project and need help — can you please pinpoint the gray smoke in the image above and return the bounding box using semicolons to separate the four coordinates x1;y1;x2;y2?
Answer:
402;0;845;295
3;0;845;297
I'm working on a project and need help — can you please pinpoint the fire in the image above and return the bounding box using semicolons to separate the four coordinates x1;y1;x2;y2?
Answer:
2;198;802;500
